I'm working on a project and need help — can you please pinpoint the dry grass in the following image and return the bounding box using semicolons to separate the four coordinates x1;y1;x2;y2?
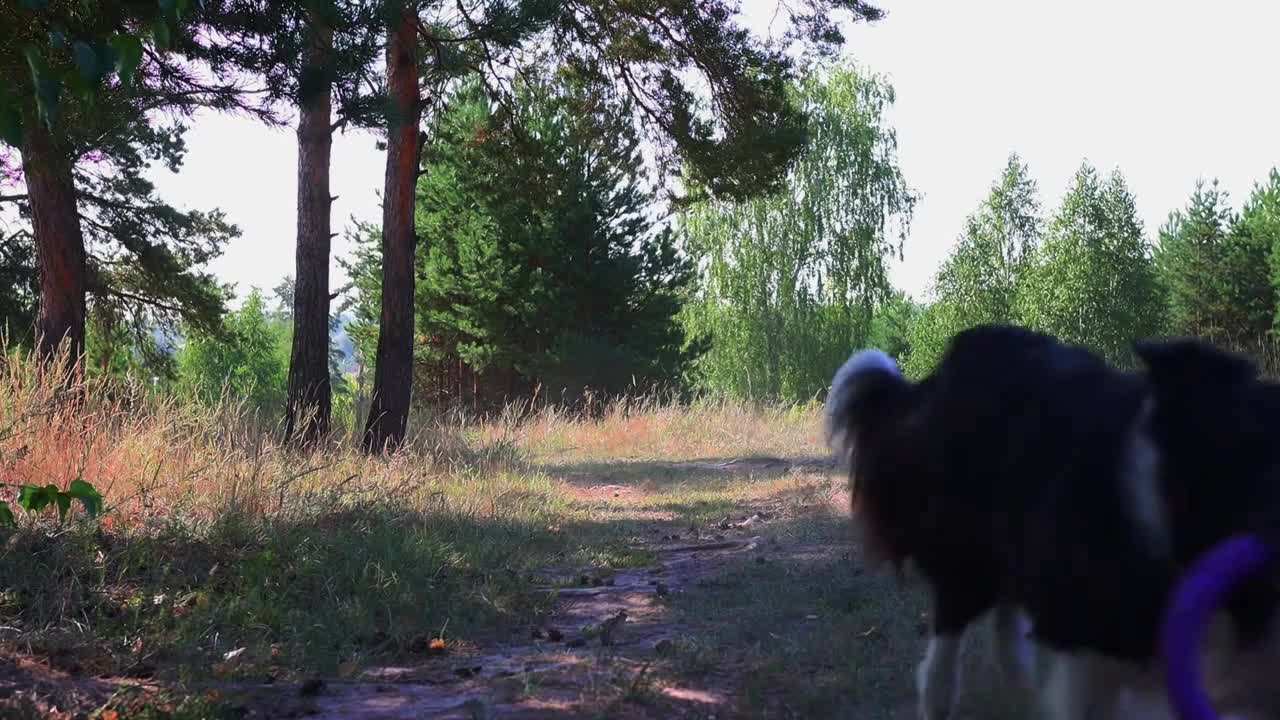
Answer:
495;396;825;463
0;350;830;685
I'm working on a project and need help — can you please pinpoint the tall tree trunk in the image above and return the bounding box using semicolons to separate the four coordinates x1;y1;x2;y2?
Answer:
285;17;336;447
22;115;86;380
362;6;420;453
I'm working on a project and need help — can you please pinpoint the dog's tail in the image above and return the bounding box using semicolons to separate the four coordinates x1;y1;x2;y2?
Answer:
825;348;911;467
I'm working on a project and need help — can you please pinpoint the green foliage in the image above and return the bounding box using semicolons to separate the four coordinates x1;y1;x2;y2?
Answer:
347;74;699;407
904;154;1041;376
902;299;962;379
0;213;37;343
1154;179;1273;343
1;477;103;526
1;0;243;352
199;0;383;126
271;275;354;396
680;65;915;402
175;289;290;411
541;1;884;202
866;289;920;365
1252;171;1280;334
85;302;177;381
1015;163;1163;366
0;1;192;142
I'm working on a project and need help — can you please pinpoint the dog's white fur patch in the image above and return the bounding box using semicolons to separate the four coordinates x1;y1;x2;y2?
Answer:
1019;609;1280;720
917;633;963;720
1039;650;1132;720
825;348;901;457
993;605;1036;689
1122;398;1170;558
838;348;901;382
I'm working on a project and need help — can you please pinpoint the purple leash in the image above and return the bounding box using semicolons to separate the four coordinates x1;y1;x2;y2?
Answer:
1163;534;1272;720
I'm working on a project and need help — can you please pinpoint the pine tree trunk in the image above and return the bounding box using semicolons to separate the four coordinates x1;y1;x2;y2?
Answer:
285;18;335;447
21;115;86;379
362;6;420;453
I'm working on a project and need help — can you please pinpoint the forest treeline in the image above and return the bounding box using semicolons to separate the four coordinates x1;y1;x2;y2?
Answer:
3;1;1277;449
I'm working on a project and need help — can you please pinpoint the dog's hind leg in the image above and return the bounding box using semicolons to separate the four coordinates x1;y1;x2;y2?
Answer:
1040;653;1128;720
917;632;964;720
993;604;1036;689
917;589;989;720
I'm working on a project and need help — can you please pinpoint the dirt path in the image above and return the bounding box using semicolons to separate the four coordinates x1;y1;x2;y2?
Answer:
4;532;775;720
2;456;937;720
229;526;785;718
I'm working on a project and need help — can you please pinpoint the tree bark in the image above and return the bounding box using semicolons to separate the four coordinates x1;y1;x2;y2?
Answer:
21;114;86;380
285;17;336;447
362;6;421;453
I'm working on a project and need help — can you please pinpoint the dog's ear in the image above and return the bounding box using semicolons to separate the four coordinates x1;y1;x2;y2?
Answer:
1133;338;1257;384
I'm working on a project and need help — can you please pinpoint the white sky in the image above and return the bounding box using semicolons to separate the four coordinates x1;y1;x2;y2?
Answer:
150;0;1280;304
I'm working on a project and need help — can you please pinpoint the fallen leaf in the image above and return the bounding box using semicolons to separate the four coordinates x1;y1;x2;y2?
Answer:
101;712;119;720
428;638;447;654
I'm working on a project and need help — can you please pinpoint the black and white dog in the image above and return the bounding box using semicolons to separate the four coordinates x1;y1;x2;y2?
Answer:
825;324;1280;720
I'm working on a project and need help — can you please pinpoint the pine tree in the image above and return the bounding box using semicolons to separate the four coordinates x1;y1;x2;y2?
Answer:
204;0;382;445
1;1;265;374
346;74;699;409
1155;178;1278;344
361;0;886;450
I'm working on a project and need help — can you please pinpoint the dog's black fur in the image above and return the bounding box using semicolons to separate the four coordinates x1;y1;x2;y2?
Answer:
827;323;1280;717
831;324;1173;662
1135;338;1280;647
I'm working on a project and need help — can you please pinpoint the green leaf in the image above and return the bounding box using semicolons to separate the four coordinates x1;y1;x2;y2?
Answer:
17;484;53;513
111;35;144;89
54;492;71;523
152;17;172;50
0;502;14;528
49;29;67;50
68;479;104;518
73;41;100;85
